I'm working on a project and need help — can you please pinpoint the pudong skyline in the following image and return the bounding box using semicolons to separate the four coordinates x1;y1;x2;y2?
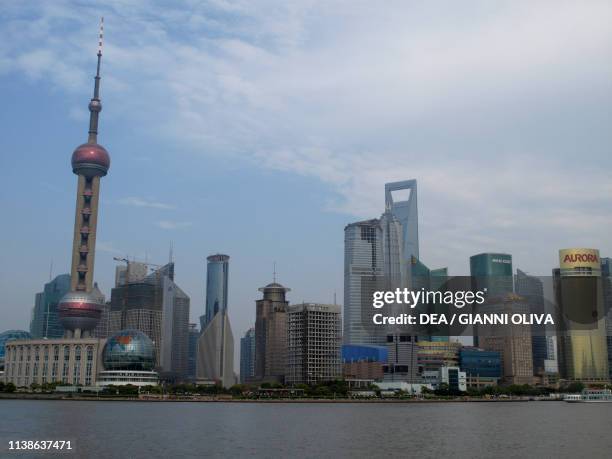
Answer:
1;1;612;355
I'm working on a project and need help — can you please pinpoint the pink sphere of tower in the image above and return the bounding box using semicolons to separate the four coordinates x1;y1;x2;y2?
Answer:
71;142;110;177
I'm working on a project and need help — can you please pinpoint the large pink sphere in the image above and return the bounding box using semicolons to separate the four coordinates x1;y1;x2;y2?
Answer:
71;143;110;177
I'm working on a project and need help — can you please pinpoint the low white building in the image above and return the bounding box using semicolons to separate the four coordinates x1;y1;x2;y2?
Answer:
374;381;432;394
422;366;467;392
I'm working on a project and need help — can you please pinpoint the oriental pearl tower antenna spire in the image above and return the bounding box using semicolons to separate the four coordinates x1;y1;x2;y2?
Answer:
58;17;111;339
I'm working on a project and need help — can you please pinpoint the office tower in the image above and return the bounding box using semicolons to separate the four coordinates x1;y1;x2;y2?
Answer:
554;249;609;383
57;21;110;339
344;219;383;345
515;269;547;375
417;340;462;373
30;274;71;339
160;275;190;381
470;253;513;346
602;258;612;380
115;262;148;287
196;311;234;388
459;347;502;389
385;180;419;262
478;294;534;385
255;282;290;383
200;254;229;330
240;327;256;383
90;283;109;339
110;262;190;379
187;323;199;381
429;267;449;292
197;254;234;388
286;303;342;385
470;253;513;296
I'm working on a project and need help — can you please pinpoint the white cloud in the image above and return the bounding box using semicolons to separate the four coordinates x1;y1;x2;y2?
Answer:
118;196;175;210
96;240;123;254
156;220;192;230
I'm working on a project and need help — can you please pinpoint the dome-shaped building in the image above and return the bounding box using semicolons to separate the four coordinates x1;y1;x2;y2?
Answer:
97;330;158;387
102;329;155;371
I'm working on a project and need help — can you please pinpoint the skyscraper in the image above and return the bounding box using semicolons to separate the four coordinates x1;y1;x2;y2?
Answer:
384;180;419;262
477;294;534;385
200;254;229;330
470;253;513;296
197;254;234;387
57;19;110;339
110;262;190;379
286;303;342;385
187;323;199;382
554;248;609;383
240;327;256;383
602;257;612;380
343;219;383;346
470;253;513;347
515;269;547;375
255;282;290;383
30;274;71;339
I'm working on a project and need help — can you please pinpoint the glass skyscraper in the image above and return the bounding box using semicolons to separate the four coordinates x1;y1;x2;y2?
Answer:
515;269;548;375
201;254;230;329
30;274;71;339
240;327;256;383
344;219;383;345
469;253;513;347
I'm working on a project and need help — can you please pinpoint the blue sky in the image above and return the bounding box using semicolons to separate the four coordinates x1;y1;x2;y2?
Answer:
1;1;612;346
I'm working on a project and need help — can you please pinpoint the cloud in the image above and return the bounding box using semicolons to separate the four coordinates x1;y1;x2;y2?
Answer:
2;0;611;273
156;220;191;230
118;196;175;210
96;240;123;254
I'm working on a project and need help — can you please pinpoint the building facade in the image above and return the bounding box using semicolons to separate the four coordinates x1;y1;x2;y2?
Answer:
478;294;534;385
286;303;342;385
3;338;103;387
200;254;229;330
383;335;420;383
470;253;513;347
342;344;387;381
417;340;461;373
196;310;234;388
187;323;199;382
459;347;501;388
255;282;290;383
30;274;71;339
240;327;256;384
109;262;190;380
515;269;547;375
602;257;612;381
554;248;609;383
344;219;383;346
197;255;234;388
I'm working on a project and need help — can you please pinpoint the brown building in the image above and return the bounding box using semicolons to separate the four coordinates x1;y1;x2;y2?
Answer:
255;282;290;383
478;294;534;385
343;361;383;380
417;340;461;373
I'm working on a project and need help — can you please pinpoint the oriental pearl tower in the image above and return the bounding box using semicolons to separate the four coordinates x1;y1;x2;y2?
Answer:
58;18;110;338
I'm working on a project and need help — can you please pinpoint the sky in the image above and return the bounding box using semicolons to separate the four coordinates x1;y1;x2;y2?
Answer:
1;1;611;355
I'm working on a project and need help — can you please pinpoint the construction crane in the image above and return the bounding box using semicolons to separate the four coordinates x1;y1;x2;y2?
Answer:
113;256;162;285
